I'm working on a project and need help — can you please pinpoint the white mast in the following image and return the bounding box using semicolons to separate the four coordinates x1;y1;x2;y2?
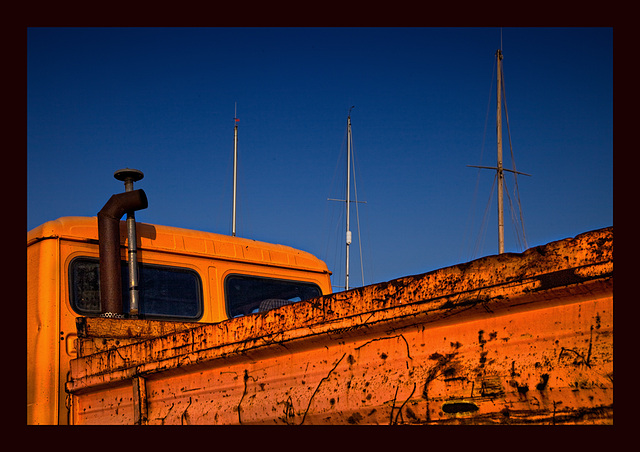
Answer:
328;106;366;291
345;109;353;290
232;103;238;237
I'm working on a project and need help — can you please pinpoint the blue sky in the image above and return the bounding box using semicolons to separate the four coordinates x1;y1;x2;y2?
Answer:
27;27;613;290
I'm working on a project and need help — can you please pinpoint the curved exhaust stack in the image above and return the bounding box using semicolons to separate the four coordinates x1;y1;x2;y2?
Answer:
98;188;148;317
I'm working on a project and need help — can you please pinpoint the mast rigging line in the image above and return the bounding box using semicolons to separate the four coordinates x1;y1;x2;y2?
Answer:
351;125;366;288
473;173;497;260
462;59;496;263
500;73;528;250
322;124;349;284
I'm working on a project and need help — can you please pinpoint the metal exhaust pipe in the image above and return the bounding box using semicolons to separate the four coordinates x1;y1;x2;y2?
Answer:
98;174;147;318
114;169;145;317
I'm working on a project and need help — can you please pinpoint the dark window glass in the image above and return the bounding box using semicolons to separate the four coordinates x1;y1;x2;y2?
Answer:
69;257;203;320
70;258;101;314
224;274;321;318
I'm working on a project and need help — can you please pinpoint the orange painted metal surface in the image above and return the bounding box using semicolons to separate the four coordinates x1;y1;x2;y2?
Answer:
67;227;613;424
27;216;331;424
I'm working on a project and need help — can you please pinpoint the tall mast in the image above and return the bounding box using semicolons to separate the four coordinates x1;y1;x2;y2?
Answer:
232;104;238;237
496;49;505;254
467;49;530;256
345;109;353;290
328;106;366;291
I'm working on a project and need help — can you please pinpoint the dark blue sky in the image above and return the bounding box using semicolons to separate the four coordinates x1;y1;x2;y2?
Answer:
27;27;613;290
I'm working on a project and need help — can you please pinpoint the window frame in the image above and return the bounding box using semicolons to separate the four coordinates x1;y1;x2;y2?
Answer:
223;273;322;318
68;256;204;321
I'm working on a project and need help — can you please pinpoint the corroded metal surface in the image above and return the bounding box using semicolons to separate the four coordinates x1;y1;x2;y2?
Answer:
68;227;613;424
74;317;202;357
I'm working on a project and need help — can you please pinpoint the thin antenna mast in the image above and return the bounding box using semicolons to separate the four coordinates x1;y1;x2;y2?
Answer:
232;103;239;237
327;106;366;291
345;107;353;290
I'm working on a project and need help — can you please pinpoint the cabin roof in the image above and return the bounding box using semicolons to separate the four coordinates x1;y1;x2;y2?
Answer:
27;216;330;274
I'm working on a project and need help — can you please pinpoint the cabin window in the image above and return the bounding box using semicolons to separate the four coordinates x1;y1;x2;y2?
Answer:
224;274;322;318
69;257;203;320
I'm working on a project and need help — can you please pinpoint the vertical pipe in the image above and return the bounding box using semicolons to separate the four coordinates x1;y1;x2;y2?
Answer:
113;169;145;316
496;50;505;254
98;188;147;317
124;185;140;316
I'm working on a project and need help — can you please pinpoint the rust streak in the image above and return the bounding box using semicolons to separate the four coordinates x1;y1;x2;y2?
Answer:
389;385;399;424
300;353;346;425
392;382;417;425
559;347;591;368
355;334;413;361
237;369;255;424
180;397;192;425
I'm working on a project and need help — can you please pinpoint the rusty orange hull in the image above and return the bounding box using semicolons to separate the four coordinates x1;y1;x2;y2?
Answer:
67;228;613;424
